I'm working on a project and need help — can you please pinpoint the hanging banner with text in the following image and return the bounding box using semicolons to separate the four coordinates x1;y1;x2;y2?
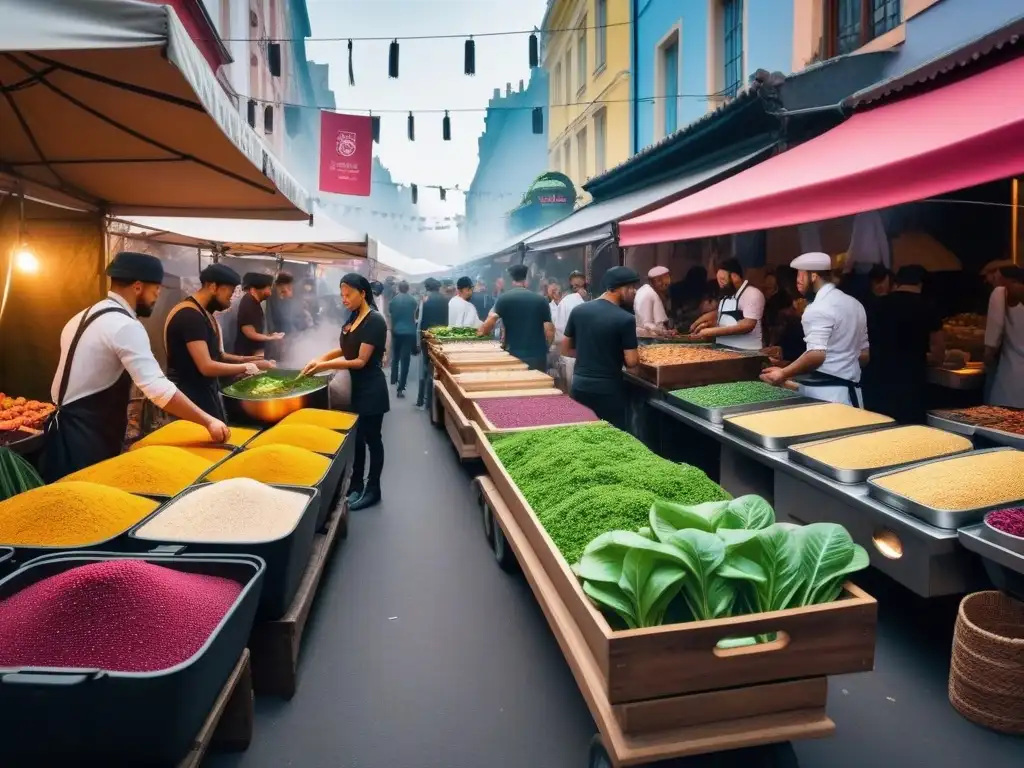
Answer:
319;111;372;196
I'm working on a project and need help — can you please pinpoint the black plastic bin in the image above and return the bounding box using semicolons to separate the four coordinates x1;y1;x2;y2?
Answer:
129;484;319;619
0;550;264;766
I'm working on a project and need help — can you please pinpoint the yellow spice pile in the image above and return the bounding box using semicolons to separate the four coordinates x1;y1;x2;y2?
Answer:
132;420;259;449
60;446;216;497
206;443;330;486
0;481;158;547
279;408;357;432
726;402;892;438
874;450;1024;510
177;446;234;462
246;423;343;454
793;425;972;469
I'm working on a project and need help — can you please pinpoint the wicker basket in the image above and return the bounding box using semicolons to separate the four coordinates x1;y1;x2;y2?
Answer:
949;590;1024;734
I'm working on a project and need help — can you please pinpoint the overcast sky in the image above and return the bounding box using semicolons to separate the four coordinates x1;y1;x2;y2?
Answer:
306;0;547;232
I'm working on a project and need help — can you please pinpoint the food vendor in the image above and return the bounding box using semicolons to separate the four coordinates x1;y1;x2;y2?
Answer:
233;272;282;357
985;266;1024;408
760;252;869;406
164;264;275;422
633;266;671;334
415;277;450;409
40;252;229;482
478;264;554;372
861;266;944;423
689;259;764;350
448;277;483;329
561;267;640;430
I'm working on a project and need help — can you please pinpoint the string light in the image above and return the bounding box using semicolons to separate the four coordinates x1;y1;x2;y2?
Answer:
14;246;39;274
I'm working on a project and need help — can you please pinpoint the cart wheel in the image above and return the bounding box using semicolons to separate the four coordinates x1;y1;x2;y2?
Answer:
482;497;494;543
493;519;517;573
587;735;613;768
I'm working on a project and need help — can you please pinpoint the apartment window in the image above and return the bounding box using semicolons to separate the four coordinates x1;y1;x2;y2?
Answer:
595;0;608;70
828;0;901;57
577;19;588;94
594;108;607;175
553;62;563;108
565;49;573;103
722;0;744;98
563;140;572;179
655;27;680;138
576;127;588;182
264;105;274;134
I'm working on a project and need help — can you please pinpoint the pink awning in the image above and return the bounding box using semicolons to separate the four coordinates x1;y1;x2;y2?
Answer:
619;54;1024;246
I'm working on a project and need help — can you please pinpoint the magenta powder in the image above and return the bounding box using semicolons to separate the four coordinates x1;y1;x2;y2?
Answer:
0;560;243;672
988;507;1024;538
479;395;599;429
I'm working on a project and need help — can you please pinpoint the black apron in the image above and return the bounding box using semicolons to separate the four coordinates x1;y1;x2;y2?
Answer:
164;297;228;423
39;305;133;482
793;370;863;408
717;281;750;324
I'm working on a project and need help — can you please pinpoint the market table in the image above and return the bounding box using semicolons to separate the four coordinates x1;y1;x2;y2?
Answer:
647;399;985;598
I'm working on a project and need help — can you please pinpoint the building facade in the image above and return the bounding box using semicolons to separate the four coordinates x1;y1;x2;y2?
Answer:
632;0;793;153
542;0;632;200
461;71;550;254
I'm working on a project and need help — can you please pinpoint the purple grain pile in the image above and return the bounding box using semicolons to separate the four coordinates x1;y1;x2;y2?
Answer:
479;395;599;429
987;507;1024;537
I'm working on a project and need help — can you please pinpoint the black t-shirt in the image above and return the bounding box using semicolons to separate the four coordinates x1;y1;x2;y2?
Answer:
166;300;219;387
565;298;638;395
342;309;390;416
419;292;449;331
234;293;265;356
494;287;551;363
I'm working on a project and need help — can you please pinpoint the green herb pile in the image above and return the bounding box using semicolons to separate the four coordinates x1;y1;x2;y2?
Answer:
429;326;481;340
577;496;869;630
490;424;729;564
222;371;324;400
672;380;797;409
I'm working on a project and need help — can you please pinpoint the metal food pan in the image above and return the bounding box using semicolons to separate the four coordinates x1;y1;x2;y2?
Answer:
866;448;1023;529
721;402;893;450
671;393;816;425
787;427;973;484
982;511;1024;557
975;424;1024;450
926;412;979;436
958;524;1024;596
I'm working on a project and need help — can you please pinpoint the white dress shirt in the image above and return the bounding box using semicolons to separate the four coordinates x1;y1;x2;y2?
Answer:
447;295;482;329
985;286;1024;408
51;292;178;408
634;284;668;331
716;281;765;351
797;282;868;404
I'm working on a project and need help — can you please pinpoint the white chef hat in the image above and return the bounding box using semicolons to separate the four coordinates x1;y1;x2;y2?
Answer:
789;252;833;271
648;266;670;278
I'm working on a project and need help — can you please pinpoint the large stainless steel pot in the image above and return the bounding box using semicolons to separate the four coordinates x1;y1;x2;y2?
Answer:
220;369;333;424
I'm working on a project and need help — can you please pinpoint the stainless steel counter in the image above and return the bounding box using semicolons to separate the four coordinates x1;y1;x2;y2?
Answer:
649;398;986;598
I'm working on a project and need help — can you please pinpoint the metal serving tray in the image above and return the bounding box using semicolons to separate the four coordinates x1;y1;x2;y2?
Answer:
926;412;980;436
958;523;1024;597
982;511;1024;557
721;402;894;451
866;447;1024;529
787;425;973;484
671;393;816;425
975;424;1024;450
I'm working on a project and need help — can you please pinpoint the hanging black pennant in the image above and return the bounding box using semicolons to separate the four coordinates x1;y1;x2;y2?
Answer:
532;106;544;134
348;40;355;86
442;111;451;141
440;187;447;201
407;111;415;141
465;38;476;76
529;33;539;68
389;39;400;79
370;114;381;143
411;184;418;204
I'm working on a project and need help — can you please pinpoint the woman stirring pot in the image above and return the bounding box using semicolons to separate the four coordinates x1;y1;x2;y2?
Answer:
302;274;389;510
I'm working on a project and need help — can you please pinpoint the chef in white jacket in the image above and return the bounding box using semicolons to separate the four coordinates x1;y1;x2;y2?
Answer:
761;252;869;406
634;266;671;333
985;266;1024;408
448;276;483;329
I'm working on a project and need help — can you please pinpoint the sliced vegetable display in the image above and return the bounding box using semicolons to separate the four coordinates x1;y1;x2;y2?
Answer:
577;495;869;629
671;381;797;409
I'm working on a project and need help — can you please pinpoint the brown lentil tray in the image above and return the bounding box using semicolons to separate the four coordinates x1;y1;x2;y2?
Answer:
638;345;743;366
792;425;971;470
725;402;892;438
873;450;1024;511
932;406;1024;431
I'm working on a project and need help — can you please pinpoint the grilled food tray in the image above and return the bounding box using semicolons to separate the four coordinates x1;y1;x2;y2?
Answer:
926;412;981;436
866;448;1023;529
671;393;816;425
975;424;1024;450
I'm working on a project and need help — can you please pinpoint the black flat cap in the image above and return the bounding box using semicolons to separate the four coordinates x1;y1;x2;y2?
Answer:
243;272;274;289
424;277;441;291
199;263;241;286
456;276;473;290
106;251;164;284
603;266;641;291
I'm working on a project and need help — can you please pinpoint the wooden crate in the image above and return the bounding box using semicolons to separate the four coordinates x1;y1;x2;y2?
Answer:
473;422;877;705
454;370;554;393
434;381;480;460
177;650;253;767
467;399;600;435
447;359;528;375
477;477;838;765
249;502;347;699
635;353;767;390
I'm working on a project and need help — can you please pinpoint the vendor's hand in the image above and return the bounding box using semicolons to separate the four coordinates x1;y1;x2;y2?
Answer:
271;332;286;340
696;327;716;339
205;418;230;444
689;319;708;334
301;360;321;377
256;359;276;371
242;362;260;376
760;346;783;365
760;367;788;386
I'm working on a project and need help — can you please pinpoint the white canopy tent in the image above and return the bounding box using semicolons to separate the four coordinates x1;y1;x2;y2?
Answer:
372;240;448;277
0;0;312;219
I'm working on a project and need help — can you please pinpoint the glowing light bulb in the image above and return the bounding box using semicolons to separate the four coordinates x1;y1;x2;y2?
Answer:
14;247;39;274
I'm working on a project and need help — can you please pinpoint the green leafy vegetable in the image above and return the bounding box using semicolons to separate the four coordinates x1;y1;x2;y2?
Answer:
222;371;324;400
671;381;798;409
